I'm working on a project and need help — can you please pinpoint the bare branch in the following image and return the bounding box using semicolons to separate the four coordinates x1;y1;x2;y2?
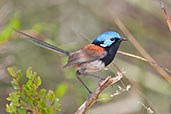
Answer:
75;74;123;114
113;63;160;114
117;51;171;73
160;0;171;31
115;18;171;83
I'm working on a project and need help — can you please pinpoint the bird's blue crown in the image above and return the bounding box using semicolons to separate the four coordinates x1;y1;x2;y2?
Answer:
93;31;122;47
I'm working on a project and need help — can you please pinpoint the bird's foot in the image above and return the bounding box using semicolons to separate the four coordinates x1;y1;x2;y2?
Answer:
86;92;94;100
88;89;92;94
98;77;106;85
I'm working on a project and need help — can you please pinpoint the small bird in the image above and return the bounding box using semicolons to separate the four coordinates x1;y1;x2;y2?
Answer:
14;29;128;93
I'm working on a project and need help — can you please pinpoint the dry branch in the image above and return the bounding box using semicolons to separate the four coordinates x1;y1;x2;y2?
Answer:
75;74;123;114
160;0;171;32
117;51;171;73
115;18;171;83
113;63;160;114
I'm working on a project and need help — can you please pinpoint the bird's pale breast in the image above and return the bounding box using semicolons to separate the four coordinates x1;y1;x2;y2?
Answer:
73;60;105;72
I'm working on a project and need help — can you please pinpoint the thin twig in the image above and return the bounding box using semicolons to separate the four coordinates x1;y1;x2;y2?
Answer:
137;101;154;114
115;18;171;83
75;75;123;114
16;77;39;113
113;63;160;114
108;67;127;88
160;0;171;32
117;51;171;73
71;28;92;43
14;77;22;90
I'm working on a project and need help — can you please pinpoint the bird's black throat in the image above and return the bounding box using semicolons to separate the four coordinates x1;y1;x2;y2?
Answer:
100;41;122;66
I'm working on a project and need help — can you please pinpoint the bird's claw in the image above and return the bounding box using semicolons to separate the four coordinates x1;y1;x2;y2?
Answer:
98;77;106;85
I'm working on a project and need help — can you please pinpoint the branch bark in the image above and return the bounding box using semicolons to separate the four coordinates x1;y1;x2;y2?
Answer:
75;74;123;114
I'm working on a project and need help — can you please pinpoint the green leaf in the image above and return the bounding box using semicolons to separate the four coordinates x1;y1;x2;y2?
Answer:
26;96;33;102
51;98;59;105
39;100;47;108
12;101;20;106
26;80;32;89
17;70;22;79
6;104;12;113
21;87;27;98
19;97;27;106
18;107;25;114
7;92;18;101
11;80;20;90
31;84;36;93
16;91;20;94
11;16;20;29
26;67;32;79
40;109;47;114
55;109;61;113
40;89;46;97
55;103;61;113
32;72;37;81
55;105;61;114
56;104;61;109
36;76;41;87
33;99;38;107
10;102;17;112
28;90;34;96
56;82;68;98
6;67;61;113
47;90;55;102
8;68;16;77
30;103;34;110
0;16;20;43
47;106;53;114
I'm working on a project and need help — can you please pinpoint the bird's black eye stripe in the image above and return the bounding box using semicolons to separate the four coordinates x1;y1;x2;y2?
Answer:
111;38;115;41
101;41;104;44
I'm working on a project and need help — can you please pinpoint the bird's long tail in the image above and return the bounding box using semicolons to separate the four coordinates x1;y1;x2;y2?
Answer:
13;29;70;56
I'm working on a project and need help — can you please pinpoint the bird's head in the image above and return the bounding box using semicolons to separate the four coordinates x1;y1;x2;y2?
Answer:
92;31;128;48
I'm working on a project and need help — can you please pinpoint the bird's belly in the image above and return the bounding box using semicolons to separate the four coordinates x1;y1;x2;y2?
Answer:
73;60;105;72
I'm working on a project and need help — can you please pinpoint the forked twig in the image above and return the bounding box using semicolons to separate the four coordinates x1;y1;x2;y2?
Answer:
75;75;123;114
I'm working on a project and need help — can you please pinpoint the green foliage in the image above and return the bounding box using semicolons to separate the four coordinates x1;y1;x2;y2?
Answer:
32;23;43;32
0;16;20;43
55;82;68;98
6;67;61;114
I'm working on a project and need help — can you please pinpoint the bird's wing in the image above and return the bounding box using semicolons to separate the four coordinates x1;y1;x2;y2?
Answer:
64;44;107;67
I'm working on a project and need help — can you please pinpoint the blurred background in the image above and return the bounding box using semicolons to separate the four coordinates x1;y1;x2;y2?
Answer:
0;0;171;114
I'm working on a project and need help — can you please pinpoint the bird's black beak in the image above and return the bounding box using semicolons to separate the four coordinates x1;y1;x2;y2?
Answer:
121;37;128;41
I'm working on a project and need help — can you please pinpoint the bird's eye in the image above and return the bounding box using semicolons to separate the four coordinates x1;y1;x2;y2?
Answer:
111;38;115;41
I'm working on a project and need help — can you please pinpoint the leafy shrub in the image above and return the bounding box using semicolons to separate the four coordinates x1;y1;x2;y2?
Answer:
6;67;61;114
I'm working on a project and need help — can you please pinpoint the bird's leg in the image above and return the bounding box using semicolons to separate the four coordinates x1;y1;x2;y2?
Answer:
81;73;106;85
81;72;106;80
76;71;92;94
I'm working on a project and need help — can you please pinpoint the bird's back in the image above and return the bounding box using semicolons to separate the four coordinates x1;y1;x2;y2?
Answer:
64;44;107;72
